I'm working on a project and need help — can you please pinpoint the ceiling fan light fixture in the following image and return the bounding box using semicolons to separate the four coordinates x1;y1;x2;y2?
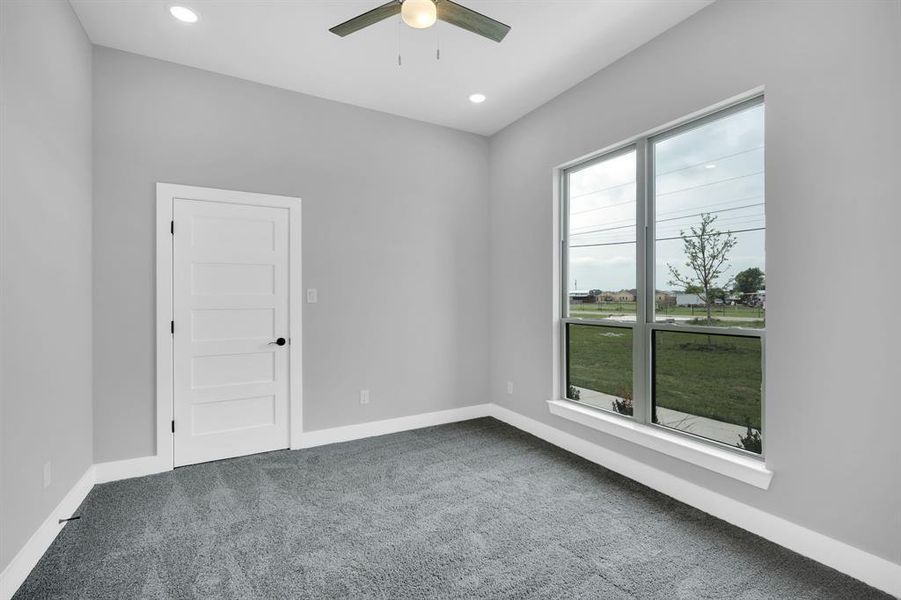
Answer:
401;0;437;29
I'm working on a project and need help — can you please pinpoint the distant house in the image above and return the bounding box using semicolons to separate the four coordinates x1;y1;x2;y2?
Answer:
606;290;635;303
569;290;597;304
676;293;704;306
656;291;676;305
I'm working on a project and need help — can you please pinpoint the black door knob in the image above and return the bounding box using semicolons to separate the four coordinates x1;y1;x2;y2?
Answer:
269;337;287;346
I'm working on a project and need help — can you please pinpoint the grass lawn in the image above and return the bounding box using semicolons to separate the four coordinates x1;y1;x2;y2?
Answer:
566;325;761;429
654;331;761;429
566;325;633;402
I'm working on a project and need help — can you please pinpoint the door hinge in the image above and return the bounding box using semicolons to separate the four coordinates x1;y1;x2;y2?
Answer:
170;220;174;235
171;420;175;433
170;320;174;334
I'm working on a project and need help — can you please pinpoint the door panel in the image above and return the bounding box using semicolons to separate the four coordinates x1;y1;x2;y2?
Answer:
173;198;290;467
191;263;275;295
191;308;275;342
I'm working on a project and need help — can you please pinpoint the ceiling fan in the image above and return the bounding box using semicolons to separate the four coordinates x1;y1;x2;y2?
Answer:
329;0;511;43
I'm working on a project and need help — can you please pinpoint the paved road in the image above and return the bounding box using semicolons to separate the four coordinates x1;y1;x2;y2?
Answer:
569;311;763;324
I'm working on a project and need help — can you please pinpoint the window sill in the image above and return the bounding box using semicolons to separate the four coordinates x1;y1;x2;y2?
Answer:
547;399;773;489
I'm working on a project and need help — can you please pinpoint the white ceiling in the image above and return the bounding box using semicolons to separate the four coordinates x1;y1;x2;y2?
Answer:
70;0;711;135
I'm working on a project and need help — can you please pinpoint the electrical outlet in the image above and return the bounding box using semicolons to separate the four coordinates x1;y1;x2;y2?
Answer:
306;288;318;303
506;381;514;395
359;389;370;405
43;462;52;489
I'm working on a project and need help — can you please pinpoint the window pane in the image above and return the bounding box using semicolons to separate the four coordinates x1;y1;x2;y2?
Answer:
566;324;633;416
653;103;765;328
567;150;637;321
652;330;762;453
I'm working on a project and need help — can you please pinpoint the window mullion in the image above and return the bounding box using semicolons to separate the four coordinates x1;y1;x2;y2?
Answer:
633;139;650;425
644;137;657;427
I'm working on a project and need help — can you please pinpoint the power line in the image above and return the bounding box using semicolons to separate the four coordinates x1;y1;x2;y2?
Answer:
656;171;763;198
570;222;635;237
654;219;766;243
568;193;765;234
656;226;765;243
568;226;766;249
655;194;763;219
660;211;766;227
569;169;763;219
570;193;636;215
569;202;765;238
569;179;636;203
569;240;635;249
654;145;764;178
567;146;763;211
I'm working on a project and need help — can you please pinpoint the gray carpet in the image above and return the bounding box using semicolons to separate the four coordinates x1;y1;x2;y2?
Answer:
14;418;891;599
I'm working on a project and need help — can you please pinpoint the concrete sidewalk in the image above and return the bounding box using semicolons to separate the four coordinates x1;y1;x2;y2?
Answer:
571;386;749;447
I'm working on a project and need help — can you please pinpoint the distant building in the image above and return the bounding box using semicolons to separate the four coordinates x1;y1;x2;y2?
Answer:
676;293;704;306
569;290;598;304
606;290;635;303
656;291;676;305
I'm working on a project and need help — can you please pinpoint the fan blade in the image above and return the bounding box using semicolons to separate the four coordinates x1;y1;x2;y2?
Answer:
437;0;510;42
330;1;401;37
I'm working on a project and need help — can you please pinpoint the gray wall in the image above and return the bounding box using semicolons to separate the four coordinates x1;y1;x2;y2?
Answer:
0;0;94;571
92;48;490;462
488;0;900;563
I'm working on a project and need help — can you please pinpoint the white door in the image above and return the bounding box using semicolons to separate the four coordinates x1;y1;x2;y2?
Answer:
173;198;291;466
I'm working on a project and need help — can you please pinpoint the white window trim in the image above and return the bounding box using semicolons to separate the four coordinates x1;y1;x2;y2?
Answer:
551;88;771;489
547;399;773;489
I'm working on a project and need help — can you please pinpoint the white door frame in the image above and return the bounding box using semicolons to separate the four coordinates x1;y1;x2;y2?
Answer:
156;183;303;469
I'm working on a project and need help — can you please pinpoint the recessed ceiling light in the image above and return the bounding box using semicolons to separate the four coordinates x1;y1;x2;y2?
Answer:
705;164;717;169
169;6;198;23
469;93;487;104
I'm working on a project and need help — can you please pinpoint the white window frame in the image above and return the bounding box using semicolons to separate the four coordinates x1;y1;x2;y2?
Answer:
551;91;772;489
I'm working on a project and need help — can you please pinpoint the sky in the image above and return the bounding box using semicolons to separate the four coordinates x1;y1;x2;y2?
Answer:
567;103;765;293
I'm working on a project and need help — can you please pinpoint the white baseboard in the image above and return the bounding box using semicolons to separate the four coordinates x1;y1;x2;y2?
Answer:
93;454;170;484
0;466;95;600
296;403;493;449
486;404;901;599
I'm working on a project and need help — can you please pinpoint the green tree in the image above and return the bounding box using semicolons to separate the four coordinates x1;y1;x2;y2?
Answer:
734;267;765;295
667;213;737;323
708;287;727;302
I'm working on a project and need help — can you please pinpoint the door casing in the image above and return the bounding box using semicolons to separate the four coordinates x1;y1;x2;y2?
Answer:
156;183;303;469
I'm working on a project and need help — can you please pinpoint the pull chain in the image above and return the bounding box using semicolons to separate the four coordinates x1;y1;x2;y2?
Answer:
436;23;441;61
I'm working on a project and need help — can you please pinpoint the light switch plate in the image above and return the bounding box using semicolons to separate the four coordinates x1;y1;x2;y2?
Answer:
306;288;318;303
